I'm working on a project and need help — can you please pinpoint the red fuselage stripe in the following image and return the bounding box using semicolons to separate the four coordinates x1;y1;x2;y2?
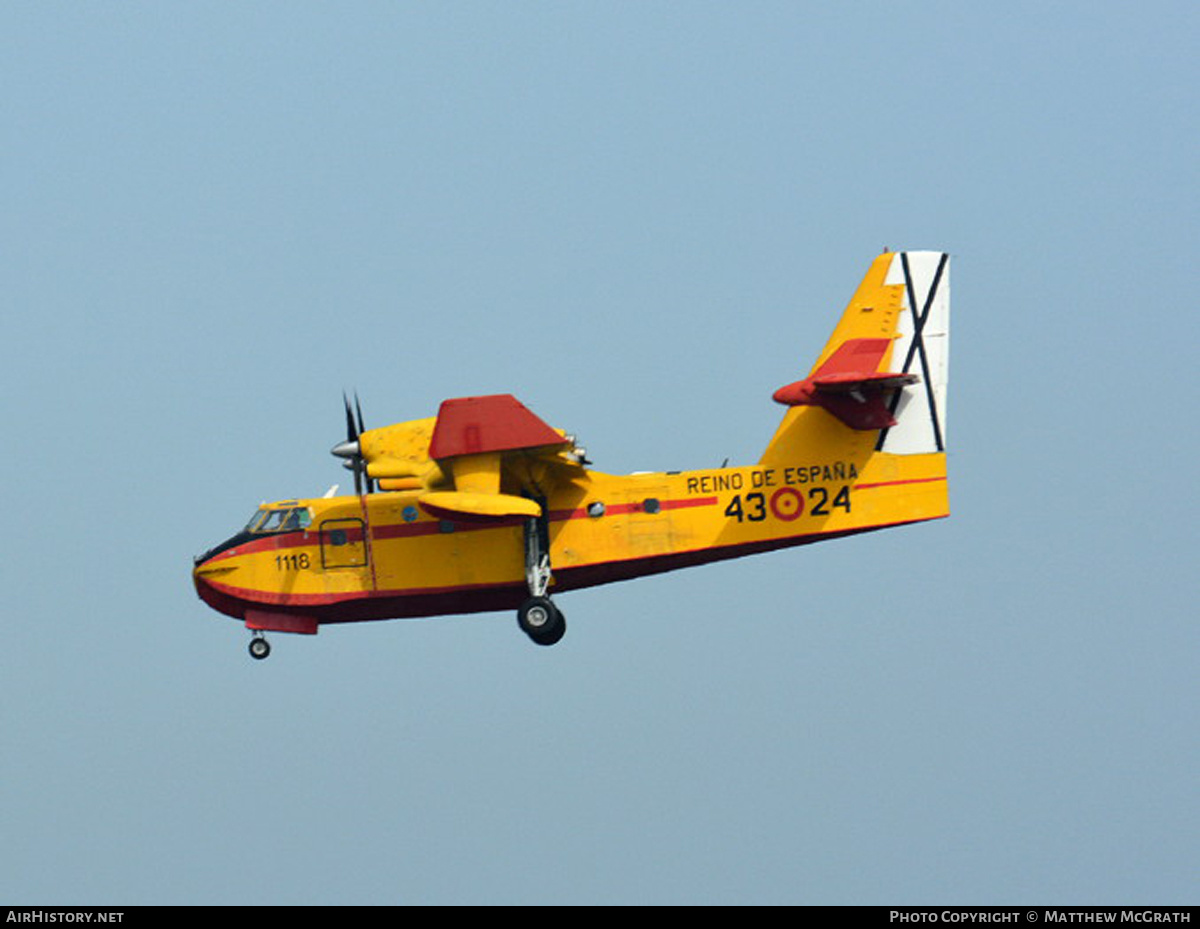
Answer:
205;494;722;562
853;476;947;490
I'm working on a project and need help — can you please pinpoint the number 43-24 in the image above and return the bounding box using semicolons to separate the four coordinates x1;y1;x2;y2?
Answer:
723;486;850;522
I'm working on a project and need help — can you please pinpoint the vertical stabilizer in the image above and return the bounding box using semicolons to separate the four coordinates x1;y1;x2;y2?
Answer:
760;251;950;466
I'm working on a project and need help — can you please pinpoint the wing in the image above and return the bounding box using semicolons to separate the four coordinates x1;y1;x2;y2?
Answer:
357;394;586;520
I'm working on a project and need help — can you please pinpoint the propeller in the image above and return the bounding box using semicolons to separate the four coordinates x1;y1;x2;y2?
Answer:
331;392;374;495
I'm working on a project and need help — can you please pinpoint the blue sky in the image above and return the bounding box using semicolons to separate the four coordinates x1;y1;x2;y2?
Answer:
1;2;1195;905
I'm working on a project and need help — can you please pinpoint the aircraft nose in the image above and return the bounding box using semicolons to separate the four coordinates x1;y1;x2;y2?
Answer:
192;557;215;599
193;545;222;568
192;555;228;583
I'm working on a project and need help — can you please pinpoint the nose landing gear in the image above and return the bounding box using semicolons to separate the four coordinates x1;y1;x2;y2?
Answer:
248;634;271;660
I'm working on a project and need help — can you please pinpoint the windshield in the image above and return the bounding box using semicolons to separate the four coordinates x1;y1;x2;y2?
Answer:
244;507;312;534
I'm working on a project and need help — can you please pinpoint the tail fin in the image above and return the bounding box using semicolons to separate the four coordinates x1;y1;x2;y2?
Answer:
760;251;950;465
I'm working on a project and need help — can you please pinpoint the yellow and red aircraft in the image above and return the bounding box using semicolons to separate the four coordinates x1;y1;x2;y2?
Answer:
194;250;950;658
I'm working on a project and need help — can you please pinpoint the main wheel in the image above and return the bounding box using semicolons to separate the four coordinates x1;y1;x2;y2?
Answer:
248;636;271;660
530;614;566;646
517;597;565;645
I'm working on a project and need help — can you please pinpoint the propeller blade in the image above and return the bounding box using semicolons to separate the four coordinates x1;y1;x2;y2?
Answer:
344;393;358;443
354;393;375;493
334;392;375;495
340;393;363;495
354;393;366;435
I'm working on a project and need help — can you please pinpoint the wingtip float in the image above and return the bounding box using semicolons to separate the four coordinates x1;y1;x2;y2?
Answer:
194;250;951;659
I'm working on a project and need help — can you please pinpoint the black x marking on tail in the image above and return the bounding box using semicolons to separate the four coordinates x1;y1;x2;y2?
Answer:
876;252;947;452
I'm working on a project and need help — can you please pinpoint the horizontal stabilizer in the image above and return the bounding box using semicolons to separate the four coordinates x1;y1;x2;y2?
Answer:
811;371;918;392
773;337;917;430
418;491;542;523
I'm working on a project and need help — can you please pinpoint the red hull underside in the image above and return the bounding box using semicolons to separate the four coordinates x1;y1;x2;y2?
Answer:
195;519;933;630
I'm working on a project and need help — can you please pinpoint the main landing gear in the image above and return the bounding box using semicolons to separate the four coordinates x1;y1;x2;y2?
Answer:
518;596;565;646
248;634;271;660
519;512;565;646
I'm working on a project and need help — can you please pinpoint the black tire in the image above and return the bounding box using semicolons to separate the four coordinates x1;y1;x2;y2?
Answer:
530;614;566;646
517;597;565;645
248;637;271;660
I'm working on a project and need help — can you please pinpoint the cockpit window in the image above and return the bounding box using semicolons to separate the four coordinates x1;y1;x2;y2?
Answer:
281;508;312;531
244;507;312;534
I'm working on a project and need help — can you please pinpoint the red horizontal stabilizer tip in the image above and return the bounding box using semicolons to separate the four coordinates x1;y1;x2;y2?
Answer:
772;338;916;430
772;380;816;406
429;394;568;460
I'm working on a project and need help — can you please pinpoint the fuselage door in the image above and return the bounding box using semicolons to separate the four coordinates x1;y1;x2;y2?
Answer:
624;484;675;556
320;518;369;570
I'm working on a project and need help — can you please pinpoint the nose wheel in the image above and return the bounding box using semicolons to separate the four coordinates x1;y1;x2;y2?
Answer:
248;635;271;660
